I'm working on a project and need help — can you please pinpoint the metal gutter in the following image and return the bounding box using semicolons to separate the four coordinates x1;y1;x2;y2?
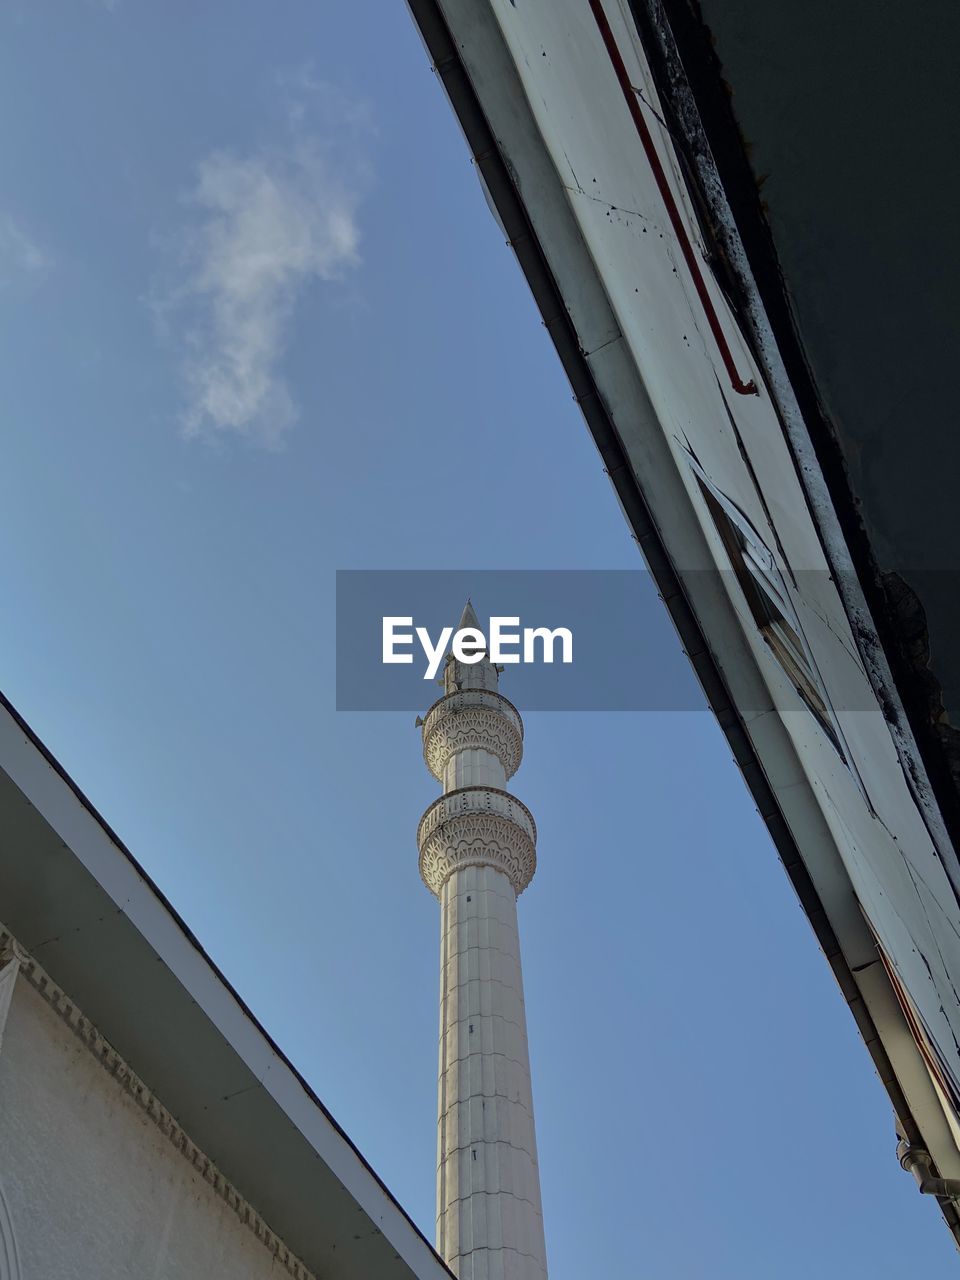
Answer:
404;0;960;1245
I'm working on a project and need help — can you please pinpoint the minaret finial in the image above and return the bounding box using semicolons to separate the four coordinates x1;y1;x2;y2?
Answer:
443;597;497;696
457;597;480;631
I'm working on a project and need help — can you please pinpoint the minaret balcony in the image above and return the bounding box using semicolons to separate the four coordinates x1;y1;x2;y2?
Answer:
421;689;524;783
417;785;537;898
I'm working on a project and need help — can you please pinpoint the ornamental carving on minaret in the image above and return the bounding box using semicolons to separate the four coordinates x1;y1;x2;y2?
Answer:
418;800;537;896
417;785;537;897
421;689;524;781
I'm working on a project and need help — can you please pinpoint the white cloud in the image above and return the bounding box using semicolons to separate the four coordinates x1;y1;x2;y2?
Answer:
0;215;51;285
162;81;371;449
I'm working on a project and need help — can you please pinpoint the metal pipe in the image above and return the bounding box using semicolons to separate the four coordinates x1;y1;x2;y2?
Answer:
897;1140;960;1199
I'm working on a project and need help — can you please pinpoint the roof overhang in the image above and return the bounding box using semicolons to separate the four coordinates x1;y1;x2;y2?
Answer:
405;0;960;1246
0;693;452;1280
630;0;960;869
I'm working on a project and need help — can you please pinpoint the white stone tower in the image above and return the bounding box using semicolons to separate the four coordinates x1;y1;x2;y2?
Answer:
417;602;548;1280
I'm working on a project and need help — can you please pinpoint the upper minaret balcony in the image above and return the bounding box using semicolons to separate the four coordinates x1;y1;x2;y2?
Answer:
421;601;525;792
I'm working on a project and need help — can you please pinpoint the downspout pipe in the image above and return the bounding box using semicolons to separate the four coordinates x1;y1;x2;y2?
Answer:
898;1140;960;1199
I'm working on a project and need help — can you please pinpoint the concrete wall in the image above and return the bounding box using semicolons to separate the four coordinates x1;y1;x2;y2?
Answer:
0;969;302;1280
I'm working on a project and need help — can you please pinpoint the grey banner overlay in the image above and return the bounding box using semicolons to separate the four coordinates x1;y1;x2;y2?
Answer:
336;568;919;713
338;570;707;711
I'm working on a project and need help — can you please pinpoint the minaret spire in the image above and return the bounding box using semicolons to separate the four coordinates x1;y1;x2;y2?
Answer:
458;597;480;631
418;601;548;1279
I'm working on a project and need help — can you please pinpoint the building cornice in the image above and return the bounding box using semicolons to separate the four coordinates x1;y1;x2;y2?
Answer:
0;925;317;1280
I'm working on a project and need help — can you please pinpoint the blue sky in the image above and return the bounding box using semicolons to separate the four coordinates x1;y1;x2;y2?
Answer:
0;3;955;1275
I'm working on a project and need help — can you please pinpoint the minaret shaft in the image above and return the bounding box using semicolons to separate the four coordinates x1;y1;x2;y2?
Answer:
418;604;548;1280
437;865;545;1278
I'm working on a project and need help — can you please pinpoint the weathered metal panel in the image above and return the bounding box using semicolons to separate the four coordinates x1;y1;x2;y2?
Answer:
431;0;960;1184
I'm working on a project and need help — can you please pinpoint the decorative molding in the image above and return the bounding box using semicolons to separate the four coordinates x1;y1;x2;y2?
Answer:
417;788;537;897
0;958;19;1058
0;926;317;1280
422;691;524;782
421;689;523;733
0;1179;21;1280
419;814;537;897
418;786;537;847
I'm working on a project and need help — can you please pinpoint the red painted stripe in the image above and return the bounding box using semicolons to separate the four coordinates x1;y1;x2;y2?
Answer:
587;0;758;396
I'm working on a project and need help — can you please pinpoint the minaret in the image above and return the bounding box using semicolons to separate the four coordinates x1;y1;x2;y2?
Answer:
417;601;548;1280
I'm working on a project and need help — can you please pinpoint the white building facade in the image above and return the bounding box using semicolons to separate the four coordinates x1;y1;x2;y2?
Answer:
417;604;548;1280
0;946;309;1280
0;692;453;1280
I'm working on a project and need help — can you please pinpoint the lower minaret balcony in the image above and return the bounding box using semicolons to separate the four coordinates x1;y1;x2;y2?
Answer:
417;786;537;898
